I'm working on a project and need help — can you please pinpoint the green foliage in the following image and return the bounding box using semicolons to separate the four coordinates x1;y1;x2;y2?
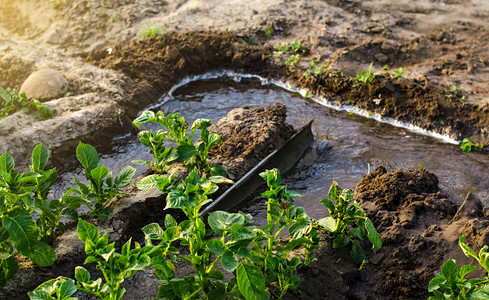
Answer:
28;276;77;300
0;145;64;285
67;142;136;220
316;181;382;264
460;138;484;153
354;63;378;87
0;86;53;120
445;84;466;101
30;219;155;300
264;25;273;39
137;168;317;299
428;235;489;299
392;67;407;79
285;54;300;69
273;40;305;70
132;111;225;176
137;20;166;39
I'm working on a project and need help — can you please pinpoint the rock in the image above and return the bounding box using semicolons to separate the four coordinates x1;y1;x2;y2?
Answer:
20;68;68;101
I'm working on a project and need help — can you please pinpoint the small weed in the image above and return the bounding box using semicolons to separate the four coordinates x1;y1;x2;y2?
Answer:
349;99;355;106
264;25;273;39
285;54;300;69
137;20;166;39
460;138;484;153
418;164;426;171
440;120;445;126
107;13;120;24
446;84;466;101
354;63;378;87
392;67;407;79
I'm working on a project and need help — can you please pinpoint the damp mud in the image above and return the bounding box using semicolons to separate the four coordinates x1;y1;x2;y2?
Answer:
1;0;489;299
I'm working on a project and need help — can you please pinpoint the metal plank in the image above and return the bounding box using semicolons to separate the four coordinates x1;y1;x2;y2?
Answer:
201;120;314;216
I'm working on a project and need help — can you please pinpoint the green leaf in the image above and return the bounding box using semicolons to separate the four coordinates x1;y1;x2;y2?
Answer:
350;240;366;264
31;144;50;171
208;211;245;234
332;235;350;249
137;130;156;147
441;259;459;284
75;266;91;283
164;214;178;229
206;133;222;148
317;216;336;232
459;235;478;260
177;144;198;161
90;165;109;188
164;226;181;241
133;110;155;128
236;263;266;300
459;264;477;279
288;220;310;239
29;242;55;267
3;208;39;255
38;104;53;119
0;256;18;286
57;278;77;299
0;240;13;260
28;289;55;300
76;142;99;172
0;227;9;245
114;166;136;187
365;218;382;253
222;251;239;272
0;151;15;174
191;118;212;130
77;219;99;243
207;239;225;255
136;175;159;190
142;223;165;240
319;198;335;213
428;276;447;292
328;181;341;200
165;190;186;209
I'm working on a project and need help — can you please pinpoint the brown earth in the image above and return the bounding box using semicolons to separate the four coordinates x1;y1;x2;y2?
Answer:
1;0;489;299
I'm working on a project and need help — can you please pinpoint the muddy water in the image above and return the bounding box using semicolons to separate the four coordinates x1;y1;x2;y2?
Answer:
53;76;489;221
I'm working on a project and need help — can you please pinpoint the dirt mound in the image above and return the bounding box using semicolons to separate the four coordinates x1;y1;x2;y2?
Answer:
209;103;295;180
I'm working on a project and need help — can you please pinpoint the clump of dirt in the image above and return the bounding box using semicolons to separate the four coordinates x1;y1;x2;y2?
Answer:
290;166;489;299
209;103;295;180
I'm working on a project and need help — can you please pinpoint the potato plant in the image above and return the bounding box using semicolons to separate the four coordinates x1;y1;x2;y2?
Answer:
132;110;225;176
137;168;317;300
0;145;59;285
29;219;156;300
316;181;382;264
67;142;136;220
0;86;53;120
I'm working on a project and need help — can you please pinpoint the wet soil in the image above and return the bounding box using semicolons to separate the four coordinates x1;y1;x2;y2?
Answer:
1;0;489;299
